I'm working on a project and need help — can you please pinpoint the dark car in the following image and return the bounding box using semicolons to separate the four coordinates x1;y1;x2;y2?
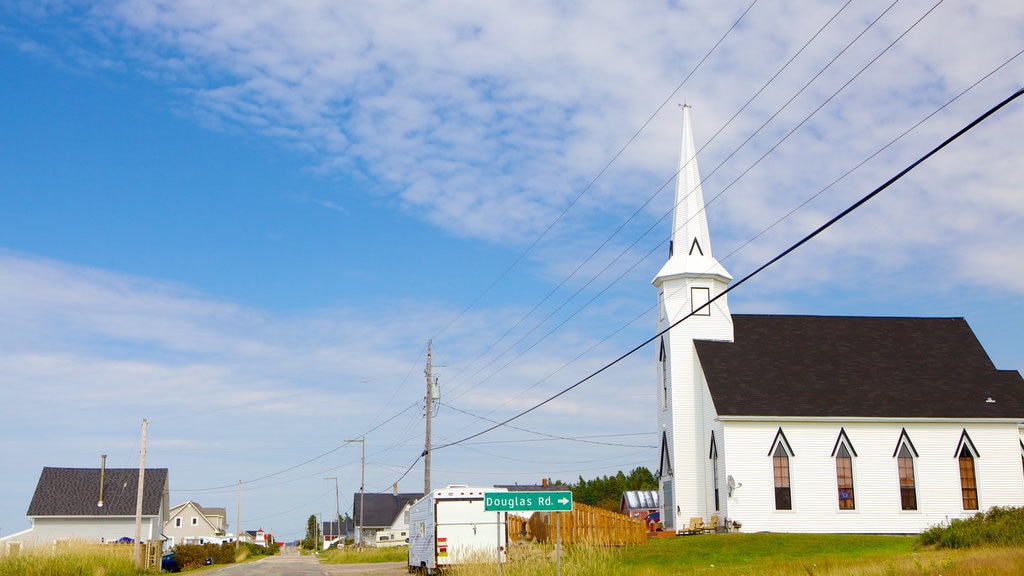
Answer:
160;552;180;573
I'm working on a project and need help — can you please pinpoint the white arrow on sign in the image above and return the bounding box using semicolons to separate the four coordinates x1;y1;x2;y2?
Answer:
557;497;570;505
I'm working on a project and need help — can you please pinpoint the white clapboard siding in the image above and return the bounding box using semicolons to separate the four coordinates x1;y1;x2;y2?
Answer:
721;420;1024;533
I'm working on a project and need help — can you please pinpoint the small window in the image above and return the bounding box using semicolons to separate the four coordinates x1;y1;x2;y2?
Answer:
192;517;198;526
897;444;918;510
773;443;792;510
710;434;720;511
691;287;710;315
175;518;182;528
659;339;669;407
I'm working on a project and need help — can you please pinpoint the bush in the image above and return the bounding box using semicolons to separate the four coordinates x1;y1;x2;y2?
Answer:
168;541;277;570
172;543;234;569
918;506;1024;549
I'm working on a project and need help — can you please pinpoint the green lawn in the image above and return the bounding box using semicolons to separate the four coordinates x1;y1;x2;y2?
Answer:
441;533;1024;575
618;533;914;573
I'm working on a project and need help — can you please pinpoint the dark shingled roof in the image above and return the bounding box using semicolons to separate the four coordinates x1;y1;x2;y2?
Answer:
694;315;1024;419
353;493;422;528
27;467;168;517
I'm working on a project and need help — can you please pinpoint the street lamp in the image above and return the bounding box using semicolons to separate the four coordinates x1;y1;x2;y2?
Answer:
345;436;365;550
324;477;339;548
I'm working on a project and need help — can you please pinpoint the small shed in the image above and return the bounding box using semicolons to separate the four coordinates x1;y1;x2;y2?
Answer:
620;490;659;521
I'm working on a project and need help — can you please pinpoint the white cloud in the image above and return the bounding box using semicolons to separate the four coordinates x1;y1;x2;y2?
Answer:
0;252;652;535
10;1;1021;299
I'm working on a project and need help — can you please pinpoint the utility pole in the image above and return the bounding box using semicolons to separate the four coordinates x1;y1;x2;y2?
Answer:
423;341;444;494
324;477;339;546
345;437;365;550
424;340;432;495
235;480;241;553
133;419;147;570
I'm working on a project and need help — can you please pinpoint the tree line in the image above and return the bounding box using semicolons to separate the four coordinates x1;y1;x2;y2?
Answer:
556;466;658;512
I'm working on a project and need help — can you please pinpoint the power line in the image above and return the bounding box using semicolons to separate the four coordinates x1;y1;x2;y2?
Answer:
439;401;655;448
174;401;420;492
432;85;1024;453
436;0;762;383
443;0;901;405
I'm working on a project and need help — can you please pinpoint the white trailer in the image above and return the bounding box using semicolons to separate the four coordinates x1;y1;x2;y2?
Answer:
408;486;507;574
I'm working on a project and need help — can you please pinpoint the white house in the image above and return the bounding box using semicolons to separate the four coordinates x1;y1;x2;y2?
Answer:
239;527;273;547
164;501;230;547
352;492;421;546
654;106;1024;534
1;465;169;547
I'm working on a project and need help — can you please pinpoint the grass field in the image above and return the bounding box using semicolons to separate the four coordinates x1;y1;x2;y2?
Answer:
366;533;1024;575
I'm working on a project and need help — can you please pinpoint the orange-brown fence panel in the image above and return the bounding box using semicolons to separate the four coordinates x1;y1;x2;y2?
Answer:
515;502;645;546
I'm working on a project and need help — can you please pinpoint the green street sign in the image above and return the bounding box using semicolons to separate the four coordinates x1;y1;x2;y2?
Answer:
483;491;573;512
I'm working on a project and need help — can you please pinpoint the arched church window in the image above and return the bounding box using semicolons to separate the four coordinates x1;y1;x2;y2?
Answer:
769;428;794;511
659;338;668;407
772;444;792;511
897;444;917;510
958;445;979;510
956;430;980;510
835;444;855;510
710;433;719;511
831;429;857;510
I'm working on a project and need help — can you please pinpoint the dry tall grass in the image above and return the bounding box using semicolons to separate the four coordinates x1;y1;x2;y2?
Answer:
319;544;408;564
0;541;143;576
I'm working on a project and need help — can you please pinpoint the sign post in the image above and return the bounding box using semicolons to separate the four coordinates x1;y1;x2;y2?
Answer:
484;491;573;576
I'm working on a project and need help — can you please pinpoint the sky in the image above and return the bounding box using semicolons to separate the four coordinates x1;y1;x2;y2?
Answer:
1;1;1023;541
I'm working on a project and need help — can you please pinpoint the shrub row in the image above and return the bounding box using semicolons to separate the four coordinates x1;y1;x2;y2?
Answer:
170;541;277;569
918;506;1024;549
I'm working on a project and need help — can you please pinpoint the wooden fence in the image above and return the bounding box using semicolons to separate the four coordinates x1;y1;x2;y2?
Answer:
508;502;646;546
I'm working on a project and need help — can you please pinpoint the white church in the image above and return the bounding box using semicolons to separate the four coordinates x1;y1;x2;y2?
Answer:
654;106;1024;534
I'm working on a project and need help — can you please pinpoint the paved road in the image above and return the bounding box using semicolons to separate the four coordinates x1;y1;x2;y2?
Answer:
202;553;407;575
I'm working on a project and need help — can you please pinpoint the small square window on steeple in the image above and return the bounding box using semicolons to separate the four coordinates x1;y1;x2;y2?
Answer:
691;287;710;316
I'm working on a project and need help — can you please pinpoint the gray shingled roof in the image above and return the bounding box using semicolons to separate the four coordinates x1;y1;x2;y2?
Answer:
352;493;422;528
27;467;168;517
694;315;1024;419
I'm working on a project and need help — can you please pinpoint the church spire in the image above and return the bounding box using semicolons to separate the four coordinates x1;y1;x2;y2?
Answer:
672;105;713;261
654;106;731;284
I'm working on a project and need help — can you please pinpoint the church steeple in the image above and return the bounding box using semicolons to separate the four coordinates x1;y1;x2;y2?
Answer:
654;105;731;285
652;106;734;532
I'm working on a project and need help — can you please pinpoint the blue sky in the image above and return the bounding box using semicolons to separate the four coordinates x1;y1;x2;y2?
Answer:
2;1;1023;541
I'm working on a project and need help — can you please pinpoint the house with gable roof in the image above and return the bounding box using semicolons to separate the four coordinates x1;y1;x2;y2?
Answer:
352;491;422;546
1;465;169;547
164;501;230;546
653;106;1024;534
239;527;273;546
621;490;659;522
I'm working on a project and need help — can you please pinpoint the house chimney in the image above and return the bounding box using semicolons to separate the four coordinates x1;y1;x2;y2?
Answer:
542;478;548;488
98;454;107;507
393;482;398;495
